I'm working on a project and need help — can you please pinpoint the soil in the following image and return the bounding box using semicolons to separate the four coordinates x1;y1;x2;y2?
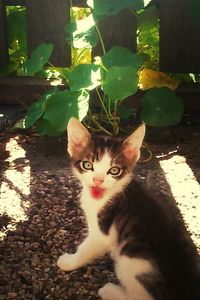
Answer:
0;124;200;300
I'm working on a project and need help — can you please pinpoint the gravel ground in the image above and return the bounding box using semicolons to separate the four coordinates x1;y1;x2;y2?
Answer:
0;125;200;300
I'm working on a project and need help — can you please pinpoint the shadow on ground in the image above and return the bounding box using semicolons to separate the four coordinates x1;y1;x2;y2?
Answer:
0;125;199;299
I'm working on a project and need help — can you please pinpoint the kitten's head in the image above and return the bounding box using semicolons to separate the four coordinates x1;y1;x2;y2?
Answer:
67;118;145;200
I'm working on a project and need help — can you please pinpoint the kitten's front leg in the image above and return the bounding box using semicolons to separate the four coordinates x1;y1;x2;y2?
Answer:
57;234;109;271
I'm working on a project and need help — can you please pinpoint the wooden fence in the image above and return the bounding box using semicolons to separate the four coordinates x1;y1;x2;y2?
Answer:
0;0;200;107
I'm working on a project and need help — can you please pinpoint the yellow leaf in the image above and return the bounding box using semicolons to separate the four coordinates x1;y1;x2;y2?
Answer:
139;68;181;90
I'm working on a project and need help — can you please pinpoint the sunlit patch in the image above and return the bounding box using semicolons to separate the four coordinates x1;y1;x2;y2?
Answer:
144;0;152;7
0;137;31;239
159;154;200;246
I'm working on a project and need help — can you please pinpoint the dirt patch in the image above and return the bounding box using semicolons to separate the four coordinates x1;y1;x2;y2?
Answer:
0;125;200;299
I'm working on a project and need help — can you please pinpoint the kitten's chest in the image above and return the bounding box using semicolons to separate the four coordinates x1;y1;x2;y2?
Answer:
80;192;117;247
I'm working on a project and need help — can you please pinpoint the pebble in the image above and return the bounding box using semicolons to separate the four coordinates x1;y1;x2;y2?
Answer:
1;146;199;300
7;293;18;299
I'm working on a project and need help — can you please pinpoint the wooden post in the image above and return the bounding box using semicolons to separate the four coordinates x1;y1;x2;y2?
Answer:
0;0;9;67
159;0;200;73
25;0;71;67
93;9;137;57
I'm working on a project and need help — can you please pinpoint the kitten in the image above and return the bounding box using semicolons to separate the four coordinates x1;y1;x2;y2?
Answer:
57;117;200;300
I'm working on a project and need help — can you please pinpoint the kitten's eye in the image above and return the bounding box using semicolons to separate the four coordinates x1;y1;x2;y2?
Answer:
108;166;122;176
81;161;93;171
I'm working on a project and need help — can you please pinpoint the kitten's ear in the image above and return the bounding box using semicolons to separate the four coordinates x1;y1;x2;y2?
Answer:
122;123;145;162
67;118;91;158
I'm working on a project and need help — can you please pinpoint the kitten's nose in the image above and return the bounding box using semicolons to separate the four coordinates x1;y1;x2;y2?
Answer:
93;176;104;186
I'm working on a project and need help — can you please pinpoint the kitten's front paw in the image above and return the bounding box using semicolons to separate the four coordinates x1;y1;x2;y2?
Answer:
98;283;117;300
57;253;77;271
98;283;126;300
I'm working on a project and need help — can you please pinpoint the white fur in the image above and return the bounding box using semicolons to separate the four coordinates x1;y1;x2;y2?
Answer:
76;151;132;214
57;118;151;299
57;151;131;271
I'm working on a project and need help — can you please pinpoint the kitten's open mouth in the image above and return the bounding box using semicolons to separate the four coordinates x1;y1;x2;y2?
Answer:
90;186;105;199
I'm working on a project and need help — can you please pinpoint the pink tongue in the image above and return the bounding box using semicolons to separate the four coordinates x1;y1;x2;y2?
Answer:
90;186;105;199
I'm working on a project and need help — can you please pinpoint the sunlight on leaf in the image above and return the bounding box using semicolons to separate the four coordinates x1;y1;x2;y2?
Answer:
77;90;90;121
65;14;98;49
43;91;71;132
144;0;151;6
35;90;89;136
139;68;181;90
68;64;101;91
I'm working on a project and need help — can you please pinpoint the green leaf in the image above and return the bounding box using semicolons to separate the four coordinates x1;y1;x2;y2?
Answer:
68;64;101;91
22;43;53;76
43;90;74;132
187;0;200;27
25;89;56;128
42;90;89;134
102;66;138;100
140;87;184;127
76;89;90;121
87;0;144;16
102;47;143;70
137;4;158;31
118;105;134;120
35;118;63;137
65;14;98;48
26;89;89;136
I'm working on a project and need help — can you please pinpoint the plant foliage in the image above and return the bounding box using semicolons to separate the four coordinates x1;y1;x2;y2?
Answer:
2;2;187;136
22;43;53;76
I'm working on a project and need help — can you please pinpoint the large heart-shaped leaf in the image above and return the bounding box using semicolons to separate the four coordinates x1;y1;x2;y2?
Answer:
40;90;89;135
102;66;138;100
22;43;53;75
140;87;184;127
25;89;57;128
87;0;144;16
68;64;101;91
26;89;89;136
35;118;64;137
65;14;99;49
102;47;143;70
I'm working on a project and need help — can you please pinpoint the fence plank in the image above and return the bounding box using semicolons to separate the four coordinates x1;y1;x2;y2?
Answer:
159;0;200;73
93;9;137;57
5;0;25;5
0;76;66;104
72;0;87;7
0;0;9;67
25;0;71;67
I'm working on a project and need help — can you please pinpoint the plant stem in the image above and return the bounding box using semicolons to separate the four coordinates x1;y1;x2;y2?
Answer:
89;113;112;135
96;88;112;121
113;100;119;135
48;61;56;68
128;8;137;17
95;24;106;55
69;0;73;8
108;98;112;117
